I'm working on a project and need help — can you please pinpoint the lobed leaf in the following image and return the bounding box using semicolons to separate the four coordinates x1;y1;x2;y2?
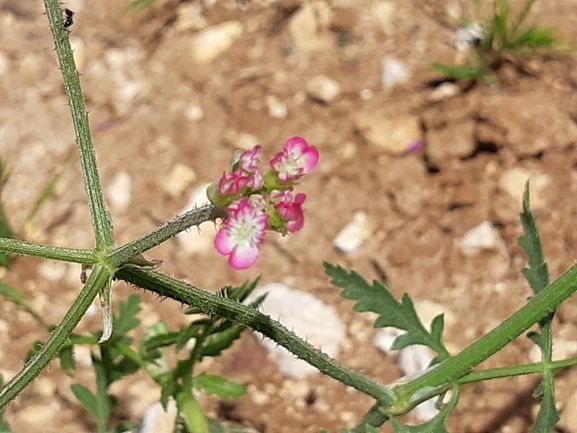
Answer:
325;263;449;360
518;181;549;295
113;294;142;335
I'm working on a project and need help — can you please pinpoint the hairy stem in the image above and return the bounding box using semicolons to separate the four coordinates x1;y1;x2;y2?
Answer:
108;204;223;268
0;265;112;409
44;0;114;250
0;237;94;264
393;264;577;408
116;267;396;405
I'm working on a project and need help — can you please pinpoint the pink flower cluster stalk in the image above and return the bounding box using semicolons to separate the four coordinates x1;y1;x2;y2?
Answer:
208;136;319;269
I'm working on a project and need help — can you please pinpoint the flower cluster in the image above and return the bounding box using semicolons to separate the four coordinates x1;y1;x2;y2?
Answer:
208;136;319;270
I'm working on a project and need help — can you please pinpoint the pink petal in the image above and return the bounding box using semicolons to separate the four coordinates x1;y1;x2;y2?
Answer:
215;229;235;255
229;243;261;269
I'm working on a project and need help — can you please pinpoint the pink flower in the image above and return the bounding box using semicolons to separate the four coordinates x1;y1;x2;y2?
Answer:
218;146;264;196
237;145;261;171
218;172;256;196
273;189;306;233
215;197;270;269
270;137;319;182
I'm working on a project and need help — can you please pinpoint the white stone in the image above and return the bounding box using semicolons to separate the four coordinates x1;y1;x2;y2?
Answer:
175;183;216;254
398;345;434;377
104;48;147;116
74;345;93;367
398;345;439;422
455;22;485;52
266;95;288;119
415;300;456;331
184;105;204;122
359;88;373;101
175;3;207;32
370;1;396;34
458;221;500;257
334;211;370;253
429;82;459;101
225;131;260;150
139;400;178;433
38;261;67;282
305;75;341;103
14;404;55;425
288;2;334;52
0;50;9;76
246;283;345;379
527;338;577;363
70;36;86;71
498;168;550;210
163;163;197;197
65;0;85;12
381;56;409;88
106;171;132;214
190;21;244;64
354;113;422;155
374;327;405;355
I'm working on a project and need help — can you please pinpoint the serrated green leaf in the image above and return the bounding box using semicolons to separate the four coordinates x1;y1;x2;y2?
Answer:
201;326;245;358
71;384;101;422
25;340;43;362
194;373;247;399
325;263;449;359
58;344;76;374
518;182;549;295
114;294;141;335
532;386;560;432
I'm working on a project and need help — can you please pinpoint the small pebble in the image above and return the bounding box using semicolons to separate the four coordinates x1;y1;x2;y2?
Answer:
266;95;288;119
305;75;341;103
139;400;178;433
106;171;132;214
184;104;204;122
381;56;409;88
334;211;370;253
163;163;197;197
246;282;345;379
458;221;500;257
190;21;244;64
175;183;216;254
429;82;459;101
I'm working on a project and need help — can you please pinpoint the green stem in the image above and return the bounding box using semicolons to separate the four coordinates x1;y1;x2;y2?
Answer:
44;0;114;250
0;265;112;409
0;237;94;264
350;404;389;432
393;264;577;408
458;356;577;385
116;267;395;405
108;204;223;268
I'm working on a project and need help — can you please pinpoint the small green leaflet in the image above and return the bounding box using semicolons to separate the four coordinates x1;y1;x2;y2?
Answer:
518;181;559;432
324;263;449;361
194;373;247;399
518;181;549;295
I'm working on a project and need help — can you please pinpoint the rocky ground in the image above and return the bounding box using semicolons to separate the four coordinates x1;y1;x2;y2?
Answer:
1;0;577;432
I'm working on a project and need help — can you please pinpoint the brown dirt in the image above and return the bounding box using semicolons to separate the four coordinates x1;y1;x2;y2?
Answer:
1;0;577;432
